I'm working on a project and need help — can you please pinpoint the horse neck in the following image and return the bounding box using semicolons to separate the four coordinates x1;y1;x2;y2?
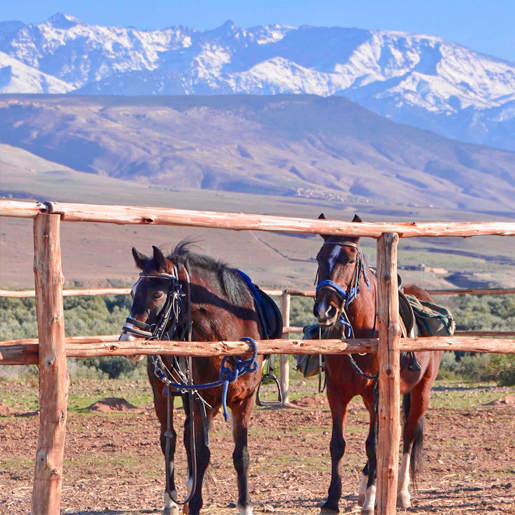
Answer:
180;263;253;341
345;264;377;338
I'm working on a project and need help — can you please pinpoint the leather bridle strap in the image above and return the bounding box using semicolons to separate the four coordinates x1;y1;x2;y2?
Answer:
123;267;182;339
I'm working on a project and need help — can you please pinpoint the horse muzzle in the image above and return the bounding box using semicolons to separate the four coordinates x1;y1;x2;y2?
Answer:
314;301;339;326
119;324;149;363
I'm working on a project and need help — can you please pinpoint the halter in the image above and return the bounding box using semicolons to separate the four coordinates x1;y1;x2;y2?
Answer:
122;265;185;341
315;241;370;338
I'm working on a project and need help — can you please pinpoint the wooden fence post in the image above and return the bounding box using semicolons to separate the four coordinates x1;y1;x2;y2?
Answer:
279;291;291;405
376;233;401;514
32;214;69;515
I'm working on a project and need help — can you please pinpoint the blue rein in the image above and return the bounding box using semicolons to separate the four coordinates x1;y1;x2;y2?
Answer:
157;337;258;422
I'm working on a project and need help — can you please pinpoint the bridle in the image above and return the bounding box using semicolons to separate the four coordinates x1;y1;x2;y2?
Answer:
122;265;186;341
315;241;370;338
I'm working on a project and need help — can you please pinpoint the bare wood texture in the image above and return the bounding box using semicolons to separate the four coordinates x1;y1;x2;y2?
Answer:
0;200;47;218
0;288;131;298
0;342;39;364
377;233;401;514
428;287;515;296
2;286;514;299
32;214;69;515
2;336;515;366
455;331;515;337
279;292;292;405
15;200;510;238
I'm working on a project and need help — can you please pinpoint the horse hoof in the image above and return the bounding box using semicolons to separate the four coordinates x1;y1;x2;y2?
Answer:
237;502;253;515
397;491;411;509
357;493;365;507
320;507;339;515
164;508;179;515
360;508;374;515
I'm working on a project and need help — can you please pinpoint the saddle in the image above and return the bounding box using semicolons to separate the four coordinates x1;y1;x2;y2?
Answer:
399;289;456;372
399;291;421;371
297;285;455;377
236;270;283;339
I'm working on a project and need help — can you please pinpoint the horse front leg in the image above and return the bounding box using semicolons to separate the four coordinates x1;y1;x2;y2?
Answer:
320;384;351;515
230;396;255;515
361;400;378;515
184;398;212;515
151;384;180;514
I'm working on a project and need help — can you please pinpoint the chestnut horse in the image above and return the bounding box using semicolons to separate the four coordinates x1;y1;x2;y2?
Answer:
119;243;282;515
314;215;442;515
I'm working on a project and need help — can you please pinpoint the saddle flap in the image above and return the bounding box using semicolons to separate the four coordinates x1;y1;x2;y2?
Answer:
255;286;284;339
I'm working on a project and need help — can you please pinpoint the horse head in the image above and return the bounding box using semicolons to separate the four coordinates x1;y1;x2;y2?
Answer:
119;246;183;361
313;213;368;330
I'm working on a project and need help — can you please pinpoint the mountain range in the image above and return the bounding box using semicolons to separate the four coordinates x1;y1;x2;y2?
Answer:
0;14;514;151
1;94;515;214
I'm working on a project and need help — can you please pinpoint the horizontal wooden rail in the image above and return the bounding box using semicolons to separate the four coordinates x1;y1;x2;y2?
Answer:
0;200;48;218
0;288;132;298
2;336;514;366
428;287;515;296
2;200;515;238
2;287;513;299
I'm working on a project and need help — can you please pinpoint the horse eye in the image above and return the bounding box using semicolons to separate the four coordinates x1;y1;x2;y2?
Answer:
153;292;164;300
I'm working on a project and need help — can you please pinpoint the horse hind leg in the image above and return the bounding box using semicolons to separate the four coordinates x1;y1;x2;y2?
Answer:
231;397;255;515
361;407;377;515
358;462;369;507
398;390;427;509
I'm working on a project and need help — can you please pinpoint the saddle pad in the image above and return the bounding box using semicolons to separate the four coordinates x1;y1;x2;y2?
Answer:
236;270;283;339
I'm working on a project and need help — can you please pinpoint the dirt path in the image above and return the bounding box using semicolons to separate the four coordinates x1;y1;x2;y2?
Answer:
1;380;514;514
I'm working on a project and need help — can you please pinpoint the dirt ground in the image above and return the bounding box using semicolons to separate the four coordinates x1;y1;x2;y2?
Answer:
1;379;514;514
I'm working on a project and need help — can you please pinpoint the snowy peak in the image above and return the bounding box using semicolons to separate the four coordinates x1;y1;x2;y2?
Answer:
46;13;82;29
0;51;73;94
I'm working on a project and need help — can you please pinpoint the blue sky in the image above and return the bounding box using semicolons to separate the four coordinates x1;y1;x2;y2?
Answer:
1;0;514;63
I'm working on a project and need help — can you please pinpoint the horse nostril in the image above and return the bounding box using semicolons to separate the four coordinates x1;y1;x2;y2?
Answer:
326;305;337;320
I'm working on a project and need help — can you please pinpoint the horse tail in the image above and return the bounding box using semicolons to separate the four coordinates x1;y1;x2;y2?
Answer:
402;392;424;490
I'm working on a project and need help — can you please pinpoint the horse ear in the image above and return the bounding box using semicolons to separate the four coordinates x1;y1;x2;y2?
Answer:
352;214;362;223
132;248;148;270
317;213;330;240
152;245;169;272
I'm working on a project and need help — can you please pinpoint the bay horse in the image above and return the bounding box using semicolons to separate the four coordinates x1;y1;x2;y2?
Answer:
313;214;442;515
119;242;282;515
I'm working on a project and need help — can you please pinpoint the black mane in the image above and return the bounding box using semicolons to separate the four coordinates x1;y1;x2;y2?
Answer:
168;240;251;307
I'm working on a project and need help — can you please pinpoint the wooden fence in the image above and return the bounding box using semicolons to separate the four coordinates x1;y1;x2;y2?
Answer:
1;199;514;515
2;286;514;405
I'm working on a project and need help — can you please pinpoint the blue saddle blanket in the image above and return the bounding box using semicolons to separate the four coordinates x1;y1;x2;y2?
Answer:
236;270;283;340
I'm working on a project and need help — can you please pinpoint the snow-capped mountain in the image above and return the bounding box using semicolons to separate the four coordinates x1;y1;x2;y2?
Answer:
0;51;73;94
1;14;514;150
